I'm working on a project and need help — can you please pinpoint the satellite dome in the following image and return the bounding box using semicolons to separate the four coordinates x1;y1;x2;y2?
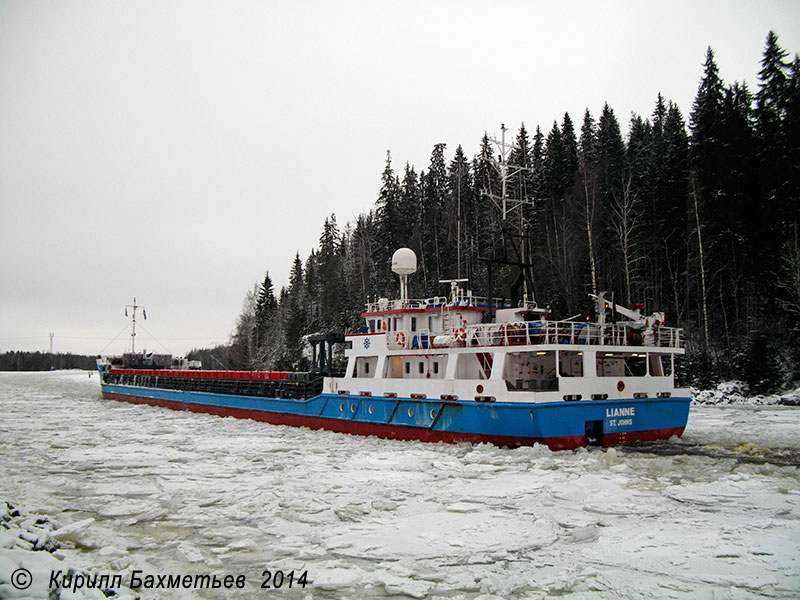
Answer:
391;248;417;275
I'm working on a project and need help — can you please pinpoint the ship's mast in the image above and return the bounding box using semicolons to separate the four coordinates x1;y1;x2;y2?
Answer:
125;297;146;353
484;124;535;220
481;123;537;308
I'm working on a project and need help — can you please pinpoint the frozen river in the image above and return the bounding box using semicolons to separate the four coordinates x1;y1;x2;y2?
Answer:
1;370;799;599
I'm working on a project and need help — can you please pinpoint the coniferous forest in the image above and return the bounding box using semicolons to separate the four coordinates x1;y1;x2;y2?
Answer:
189;33;800;393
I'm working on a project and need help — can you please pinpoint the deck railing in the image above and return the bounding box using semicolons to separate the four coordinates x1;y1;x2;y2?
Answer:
467;320;681;348
384;320;682;350
364;294;509;314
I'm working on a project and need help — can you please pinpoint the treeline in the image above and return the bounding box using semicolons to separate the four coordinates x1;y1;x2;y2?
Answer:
0;351;96;371
190;32;800;393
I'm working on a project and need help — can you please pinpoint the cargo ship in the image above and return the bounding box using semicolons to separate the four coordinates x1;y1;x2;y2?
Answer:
97;126;690;449
98;263;690;450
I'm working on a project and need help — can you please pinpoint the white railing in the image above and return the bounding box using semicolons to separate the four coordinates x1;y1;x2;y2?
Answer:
464;321;682;348
364;297;447;313
363;294;510;314
379;320;682;351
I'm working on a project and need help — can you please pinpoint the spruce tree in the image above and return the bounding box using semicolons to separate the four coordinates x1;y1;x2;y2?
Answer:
420;144;449;287
253;271;277;350
375;151;401;290
690;46;726;208
785;55;800;223
755;32;792;265
398;163;423;283
595;103;626;293
577;109;599;296
471;133;501;274
508;123;535;202
448;145;473;279
561;113;579;190
656;101;690;320
317;215;343;328
280;253;307;370
755;31;789;146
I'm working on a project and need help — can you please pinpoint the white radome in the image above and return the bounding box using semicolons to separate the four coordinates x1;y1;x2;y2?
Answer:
391;248;417;276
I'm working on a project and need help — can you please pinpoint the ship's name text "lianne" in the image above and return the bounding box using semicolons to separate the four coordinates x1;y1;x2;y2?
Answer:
605;407;635;418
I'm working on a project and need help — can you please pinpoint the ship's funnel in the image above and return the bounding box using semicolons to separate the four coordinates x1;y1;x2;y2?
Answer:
392;248;417;304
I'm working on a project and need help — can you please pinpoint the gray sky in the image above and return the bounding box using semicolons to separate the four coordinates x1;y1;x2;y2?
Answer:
2;0;799;357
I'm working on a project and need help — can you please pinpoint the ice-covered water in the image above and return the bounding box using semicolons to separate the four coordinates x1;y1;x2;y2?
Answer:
1;370;799;599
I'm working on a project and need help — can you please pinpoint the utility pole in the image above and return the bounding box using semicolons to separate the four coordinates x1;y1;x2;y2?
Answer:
49;332;54;354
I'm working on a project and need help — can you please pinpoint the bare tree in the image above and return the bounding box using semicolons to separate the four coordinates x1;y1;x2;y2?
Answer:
579;153;598;296
690;172;711;349
610;174;646;303
776;224;800;317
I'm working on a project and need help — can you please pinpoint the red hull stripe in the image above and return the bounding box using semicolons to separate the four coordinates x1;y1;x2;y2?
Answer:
103;391;685;450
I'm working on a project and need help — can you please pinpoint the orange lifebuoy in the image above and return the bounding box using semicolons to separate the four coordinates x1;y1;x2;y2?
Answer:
396;331;406;345
505;324;519;344
498;323;508;344
454;327;466;343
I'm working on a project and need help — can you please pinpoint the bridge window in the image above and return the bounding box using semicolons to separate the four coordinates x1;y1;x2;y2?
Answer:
596;352;647;377
503;351;558;391
559;350;583;377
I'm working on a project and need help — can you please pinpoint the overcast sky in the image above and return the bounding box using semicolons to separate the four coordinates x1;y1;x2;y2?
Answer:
2;0;799;357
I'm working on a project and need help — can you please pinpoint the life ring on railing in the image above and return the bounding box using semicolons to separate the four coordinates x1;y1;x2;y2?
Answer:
454;327;466;343
506;324;525;346
395;332;406;345
498;323;509;345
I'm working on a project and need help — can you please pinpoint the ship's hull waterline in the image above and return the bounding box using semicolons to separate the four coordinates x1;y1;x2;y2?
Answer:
101;384;690;450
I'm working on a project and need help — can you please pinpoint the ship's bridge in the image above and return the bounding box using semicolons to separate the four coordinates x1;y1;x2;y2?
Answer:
359;282;512;346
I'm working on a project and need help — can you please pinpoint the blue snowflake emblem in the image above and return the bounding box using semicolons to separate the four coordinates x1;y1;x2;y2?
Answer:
364;337;371;349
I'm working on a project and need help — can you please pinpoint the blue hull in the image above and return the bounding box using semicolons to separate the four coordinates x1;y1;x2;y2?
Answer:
101;383;690;449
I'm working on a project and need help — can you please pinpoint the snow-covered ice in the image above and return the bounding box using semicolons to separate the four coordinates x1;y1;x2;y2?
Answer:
1;370;798;598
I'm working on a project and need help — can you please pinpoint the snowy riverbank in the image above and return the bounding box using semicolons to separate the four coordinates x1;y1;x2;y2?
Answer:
692;381;800;406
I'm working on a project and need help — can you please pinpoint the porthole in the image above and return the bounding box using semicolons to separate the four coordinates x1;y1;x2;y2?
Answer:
351;404;356;413
339;403;345;411
368;405;374;415
408;407;414;417
429;409;436;419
